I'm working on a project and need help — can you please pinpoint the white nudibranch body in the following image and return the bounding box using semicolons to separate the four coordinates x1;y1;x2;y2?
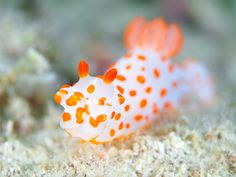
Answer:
54;17;216;144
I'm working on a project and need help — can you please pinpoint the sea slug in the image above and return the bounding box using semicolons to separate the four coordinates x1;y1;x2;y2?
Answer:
54;17;215;144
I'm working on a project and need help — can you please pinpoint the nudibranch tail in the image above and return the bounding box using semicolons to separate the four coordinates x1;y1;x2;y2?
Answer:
180;59;216;105
123;17;183;59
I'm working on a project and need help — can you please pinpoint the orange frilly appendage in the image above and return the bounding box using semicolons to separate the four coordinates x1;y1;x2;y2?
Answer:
123;17;183;58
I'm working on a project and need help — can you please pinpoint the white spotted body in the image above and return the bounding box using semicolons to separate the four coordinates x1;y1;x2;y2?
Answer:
54;17;215;144
111;49;182;134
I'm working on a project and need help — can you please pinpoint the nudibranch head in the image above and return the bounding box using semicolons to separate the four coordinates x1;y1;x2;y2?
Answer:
54;60;120;141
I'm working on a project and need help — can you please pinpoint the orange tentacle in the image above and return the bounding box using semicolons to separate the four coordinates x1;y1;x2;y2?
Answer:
103;68;117;84
78;60;89;78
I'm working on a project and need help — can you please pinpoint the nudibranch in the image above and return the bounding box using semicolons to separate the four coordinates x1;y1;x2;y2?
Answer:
54;17;215;144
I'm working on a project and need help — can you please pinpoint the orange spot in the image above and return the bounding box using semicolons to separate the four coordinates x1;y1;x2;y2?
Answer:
116;85;124;94
126;65;131;70
145;86;152;93
153;68;160;78
89;114;107;128
126;123;130;129
66;96;76;106
168;64;174;72
98;97;106;105
160;88;168;97
164;102;172;109
137;75;145;84
84;104;90;114
153;103;159;114
118;94;125;105
115;113;121;120
90;114;107;128
87;84;95;94
124;105;130;112
116;75;126;81
118;122;124;130
140;99;147;108
75;92;84;98
62;112;71;122
54;94;61;104
141;67;146;71
103;68;117;84
172;81;178;88
111;111;115;119
78;60;89;78
54;90;68;104
134;114;143;121
129;90;136;96
137;55;146;61
66;92;84;106
110;129;115;137
76;118;84;124
76;108;84;124
96;114;107;122
90;117;98;128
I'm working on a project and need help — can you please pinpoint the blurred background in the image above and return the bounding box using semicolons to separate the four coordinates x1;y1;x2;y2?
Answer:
0;0;236;136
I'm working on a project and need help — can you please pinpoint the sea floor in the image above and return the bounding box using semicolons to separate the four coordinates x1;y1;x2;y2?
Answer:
0;100;235;177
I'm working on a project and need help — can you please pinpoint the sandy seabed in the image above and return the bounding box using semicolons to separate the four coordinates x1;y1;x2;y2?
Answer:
0;101;235;177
